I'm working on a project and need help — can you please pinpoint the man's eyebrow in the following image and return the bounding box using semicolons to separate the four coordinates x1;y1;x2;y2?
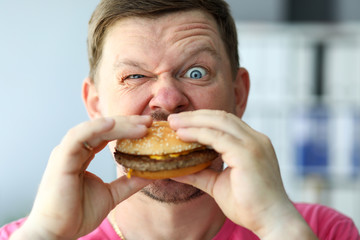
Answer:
113;59;148;71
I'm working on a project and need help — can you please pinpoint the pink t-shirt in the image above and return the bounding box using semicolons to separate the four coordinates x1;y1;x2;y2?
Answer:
1;203;359;239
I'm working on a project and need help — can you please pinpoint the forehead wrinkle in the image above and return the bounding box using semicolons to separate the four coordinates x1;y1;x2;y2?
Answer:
174;21;218;35
165;20;222;61
169;22;218;45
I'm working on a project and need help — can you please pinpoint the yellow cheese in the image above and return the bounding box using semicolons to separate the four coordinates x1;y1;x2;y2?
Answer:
126;168;133;179
149;155;168;160
149;149;196;160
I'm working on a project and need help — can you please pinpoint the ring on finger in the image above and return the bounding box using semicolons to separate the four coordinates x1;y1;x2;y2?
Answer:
82;141;94;152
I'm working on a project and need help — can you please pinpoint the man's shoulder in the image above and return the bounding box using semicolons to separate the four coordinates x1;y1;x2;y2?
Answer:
294;202;352;223
215;203;359;240
294;202;359;239
0;218;117;240
0;218;26;240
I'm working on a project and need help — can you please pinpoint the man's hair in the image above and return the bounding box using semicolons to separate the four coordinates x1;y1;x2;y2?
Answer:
87;0;239;81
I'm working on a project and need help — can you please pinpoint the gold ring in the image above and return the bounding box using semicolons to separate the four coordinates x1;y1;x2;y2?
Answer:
83;141;94;151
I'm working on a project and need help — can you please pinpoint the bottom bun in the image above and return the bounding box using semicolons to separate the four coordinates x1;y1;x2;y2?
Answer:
127;161;212;179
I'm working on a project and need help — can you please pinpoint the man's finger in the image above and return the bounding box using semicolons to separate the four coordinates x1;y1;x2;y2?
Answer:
53;116;151;174
172;168;219;197
108;176;154;205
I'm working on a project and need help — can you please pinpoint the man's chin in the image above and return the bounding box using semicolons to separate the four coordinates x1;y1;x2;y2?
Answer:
116;157;223;204
140;179;205;204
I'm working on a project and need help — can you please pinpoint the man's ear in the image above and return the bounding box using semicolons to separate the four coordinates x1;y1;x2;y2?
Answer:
234;67;250;118
82;77;102;119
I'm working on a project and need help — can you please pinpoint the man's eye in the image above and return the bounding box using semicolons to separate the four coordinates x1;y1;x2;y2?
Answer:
126;74;145;79
184;67;207;79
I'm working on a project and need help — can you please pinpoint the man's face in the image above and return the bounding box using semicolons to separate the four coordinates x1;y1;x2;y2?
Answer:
91;10;244;203
96;10;237;118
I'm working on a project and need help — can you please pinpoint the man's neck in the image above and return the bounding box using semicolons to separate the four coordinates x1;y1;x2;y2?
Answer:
112;191;226;240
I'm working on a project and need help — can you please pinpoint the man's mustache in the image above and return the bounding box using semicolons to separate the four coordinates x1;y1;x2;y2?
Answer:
151;111;169;121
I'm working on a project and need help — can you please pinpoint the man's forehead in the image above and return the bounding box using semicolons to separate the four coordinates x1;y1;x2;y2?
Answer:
107;9;219;39
102;10;225;72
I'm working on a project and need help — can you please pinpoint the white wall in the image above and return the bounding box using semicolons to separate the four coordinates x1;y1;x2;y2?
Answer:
0;0;116;225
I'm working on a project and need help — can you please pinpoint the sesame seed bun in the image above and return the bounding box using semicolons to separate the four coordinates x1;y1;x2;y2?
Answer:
115;121;203;155
114;121;218;179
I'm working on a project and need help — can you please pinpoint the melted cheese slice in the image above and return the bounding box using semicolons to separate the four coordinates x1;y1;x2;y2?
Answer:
149;147;205;160
126;168;133;179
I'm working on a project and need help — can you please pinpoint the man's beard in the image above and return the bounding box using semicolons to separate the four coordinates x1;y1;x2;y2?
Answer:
140;158;224;204
140;179;205;204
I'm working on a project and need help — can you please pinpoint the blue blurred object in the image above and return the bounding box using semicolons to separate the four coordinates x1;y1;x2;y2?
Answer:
295;105;329;177
352;110;360;178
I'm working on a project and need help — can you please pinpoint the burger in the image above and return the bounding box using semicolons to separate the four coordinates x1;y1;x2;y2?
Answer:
114;121;218;179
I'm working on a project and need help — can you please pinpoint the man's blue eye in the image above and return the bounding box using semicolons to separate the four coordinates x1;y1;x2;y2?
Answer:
128;74;145;79
184;67;207;79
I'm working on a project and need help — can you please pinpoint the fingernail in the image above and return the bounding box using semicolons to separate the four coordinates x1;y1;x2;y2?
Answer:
102;117;115;127
135;124;147;129
168;114;179;121
168;114;180;129
134;124;148;134
140;115;152;119
104;117;115;123
137;115;152;123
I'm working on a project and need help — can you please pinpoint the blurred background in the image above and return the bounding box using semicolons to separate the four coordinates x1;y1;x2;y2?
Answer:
0;0;359;229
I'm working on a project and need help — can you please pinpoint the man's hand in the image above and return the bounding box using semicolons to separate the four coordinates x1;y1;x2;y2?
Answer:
11;115;153;240
169;110;318;239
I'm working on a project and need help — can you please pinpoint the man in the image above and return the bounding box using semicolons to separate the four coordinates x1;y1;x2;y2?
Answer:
1;0;359;239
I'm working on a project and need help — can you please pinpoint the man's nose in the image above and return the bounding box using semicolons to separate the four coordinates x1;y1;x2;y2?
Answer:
149;77;189;113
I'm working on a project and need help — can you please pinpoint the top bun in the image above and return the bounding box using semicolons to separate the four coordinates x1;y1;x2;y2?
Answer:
115;121;202;155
